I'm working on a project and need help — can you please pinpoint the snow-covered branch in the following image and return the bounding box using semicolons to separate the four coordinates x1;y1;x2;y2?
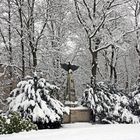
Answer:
82;0;93;21
0;65;7;77
74;0;91;35
93;44;113;53
89;13;107;39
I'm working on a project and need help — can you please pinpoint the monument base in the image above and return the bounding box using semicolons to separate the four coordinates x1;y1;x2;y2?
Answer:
63;106;93;123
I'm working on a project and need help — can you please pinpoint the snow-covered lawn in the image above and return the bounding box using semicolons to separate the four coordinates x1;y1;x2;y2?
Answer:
0;123;140;140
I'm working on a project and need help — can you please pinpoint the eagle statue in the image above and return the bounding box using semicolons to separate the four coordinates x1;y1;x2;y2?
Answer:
60;62;79;72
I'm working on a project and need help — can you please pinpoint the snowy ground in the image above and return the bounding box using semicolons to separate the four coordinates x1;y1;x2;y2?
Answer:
0;123;140;140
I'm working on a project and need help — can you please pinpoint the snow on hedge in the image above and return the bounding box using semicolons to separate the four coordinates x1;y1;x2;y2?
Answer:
7;76;69;128
130;84;140;116
82;82;140;124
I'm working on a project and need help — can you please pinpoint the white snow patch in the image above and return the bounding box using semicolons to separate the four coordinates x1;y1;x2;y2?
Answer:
70;106;89;110
0;123;140;140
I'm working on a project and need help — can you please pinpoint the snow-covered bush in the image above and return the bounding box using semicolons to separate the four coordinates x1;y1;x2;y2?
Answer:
7;76;69;129
0;112;37;134
130;84;140;116
82;82;139;124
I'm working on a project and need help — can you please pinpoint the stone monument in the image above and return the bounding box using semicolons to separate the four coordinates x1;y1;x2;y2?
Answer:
61;62;79;107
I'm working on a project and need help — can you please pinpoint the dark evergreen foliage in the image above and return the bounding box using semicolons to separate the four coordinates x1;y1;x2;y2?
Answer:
0;112;37;134
6;76;69;130
82;82;139;124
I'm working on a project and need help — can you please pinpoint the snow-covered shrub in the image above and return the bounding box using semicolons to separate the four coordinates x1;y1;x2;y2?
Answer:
7;76;69;129
82;82;139;124
0;112;37;134
130;84;140;116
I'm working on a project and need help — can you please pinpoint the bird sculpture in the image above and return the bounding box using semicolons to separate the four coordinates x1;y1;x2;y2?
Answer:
60;62;79;73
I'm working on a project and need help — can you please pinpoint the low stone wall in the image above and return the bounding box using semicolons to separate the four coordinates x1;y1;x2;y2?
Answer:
63;106;92;123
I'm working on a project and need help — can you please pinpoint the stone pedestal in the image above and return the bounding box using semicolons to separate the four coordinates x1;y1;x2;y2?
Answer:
63;106;93;123
64;70;77;106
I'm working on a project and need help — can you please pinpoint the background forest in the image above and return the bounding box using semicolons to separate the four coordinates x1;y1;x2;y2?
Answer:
0;0;140;110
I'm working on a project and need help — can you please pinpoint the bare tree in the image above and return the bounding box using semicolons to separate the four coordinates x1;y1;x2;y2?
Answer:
134;0;140;83
74;0;123;86
14;0;25;78
125;0;140;84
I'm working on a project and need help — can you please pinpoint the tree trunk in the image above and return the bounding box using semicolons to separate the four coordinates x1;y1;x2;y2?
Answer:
7;0;13;91
110;45;114;82
134;1;140;84
89;38;100;87
124;56;129;92
109;45;117;84
104;50;109;79
113;67;117;84
18;0;25;78
27;0;37;71
91;51;98;83
93;0;96;18
32;48;37;69
8;0;12;72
